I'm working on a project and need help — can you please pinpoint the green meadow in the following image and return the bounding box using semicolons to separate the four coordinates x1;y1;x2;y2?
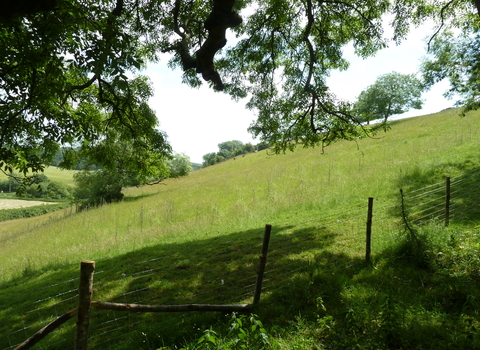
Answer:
0;165;76;187
1;108;480;349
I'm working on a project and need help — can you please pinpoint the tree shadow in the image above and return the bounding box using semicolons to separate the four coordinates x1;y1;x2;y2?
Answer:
0;224;338;349
122;191;161;202
257;245;480;350
3;217;480;349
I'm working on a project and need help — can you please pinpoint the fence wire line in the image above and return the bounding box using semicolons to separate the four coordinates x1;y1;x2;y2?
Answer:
3;170;479;350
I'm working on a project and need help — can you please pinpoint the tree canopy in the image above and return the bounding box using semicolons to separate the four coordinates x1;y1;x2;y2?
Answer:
422;30;480;115
355;72;424;124
202;140;258;166
1;0;479;175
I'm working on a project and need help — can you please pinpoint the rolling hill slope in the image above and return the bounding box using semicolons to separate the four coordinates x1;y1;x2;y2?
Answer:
1;108;480;350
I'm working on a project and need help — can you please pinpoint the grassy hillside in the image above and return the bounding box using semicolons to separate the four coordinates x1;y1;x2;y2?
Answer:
1;108;480;349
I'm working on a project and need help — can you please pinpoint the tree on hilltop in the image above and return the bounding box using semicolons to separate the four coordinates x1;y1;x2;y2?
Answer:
202;140;259;167
217;140;244;159
355;72;425;124
1;0;480;179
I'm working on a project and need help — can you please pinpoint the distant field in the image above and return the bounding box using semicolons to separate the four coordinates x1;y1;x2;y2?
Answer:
0;165;77;187
0;199;54;210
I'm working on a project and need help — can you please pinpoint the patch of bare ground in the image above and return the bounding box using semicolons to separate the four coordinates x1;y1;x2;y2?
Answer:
0;199;54;210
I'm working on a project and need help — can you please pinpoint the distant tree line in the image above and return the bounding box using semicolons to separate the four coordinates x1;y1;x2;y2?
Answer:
0;173;73;200
202;141;270;167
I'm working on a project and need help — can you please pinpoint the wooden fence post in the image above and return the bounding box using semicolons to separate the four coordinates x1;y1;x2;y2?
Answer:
445;177;451;227
75;260;95;350
253;224;272;304
366;197;374;263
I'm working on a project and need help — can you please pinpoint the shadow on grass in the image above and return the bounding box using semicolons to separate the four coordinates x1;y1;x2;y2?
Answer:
396;159;479;191
0;223;338;349
390;163;480;226
122;191;161;202
3;219;480;349
256;243;480;350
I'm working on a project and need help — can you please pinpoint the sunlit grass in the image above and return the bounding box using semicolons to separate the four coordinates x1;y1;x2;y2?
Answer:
0;165;77;187
1;108;480;349
2;108;480;281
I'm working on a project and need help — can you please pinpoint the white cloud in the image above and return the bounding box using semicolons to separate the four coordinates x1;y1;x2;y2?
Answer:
146;63;255;163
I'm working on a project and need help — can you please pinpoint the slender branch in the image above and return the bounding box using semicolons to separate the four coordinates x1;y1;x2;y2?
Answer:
69;74;98;91
111;0;124;17
427;0;458;51
322;0;379;30
309;94;316;133
287;105;312;136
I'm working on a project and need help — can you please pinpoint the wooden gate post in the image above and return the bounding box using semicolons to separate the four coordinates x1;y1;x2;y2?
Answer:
253;224;272;304
366;197;374;263
445;177;451;227
75;260;95;350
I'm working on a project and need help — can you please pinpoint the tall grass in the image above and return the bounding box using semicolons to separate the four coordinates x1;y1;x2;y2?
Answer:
1;109;480;281
1;108;480;349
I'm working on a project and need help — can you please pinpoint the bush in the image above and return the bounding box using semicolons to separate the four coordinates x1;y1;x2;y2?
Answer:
167;153;192;178
46;181;73;200
73;169;138;207
0;203;71;222
17;174;73;200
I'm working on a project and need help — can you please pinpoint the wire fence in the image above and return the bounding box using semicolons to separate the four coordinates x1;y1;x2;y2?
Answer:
2;168;480;350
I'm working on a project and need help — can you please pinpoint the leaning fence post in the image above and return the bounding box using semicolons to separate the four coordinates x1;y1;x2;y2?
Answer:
366;197;374;263
445;177;451;227
253;224;272;305
75;260;95;350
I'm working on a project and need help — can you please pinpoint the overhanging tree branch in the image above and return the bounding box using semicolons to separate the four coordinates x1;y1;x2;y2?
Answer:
427;0;458;51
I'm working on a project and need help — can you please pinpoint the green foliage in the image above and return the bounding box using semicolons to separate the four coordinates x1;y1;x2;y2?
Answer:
73;169;135;207
167;153;192;178
202;141;259;167
418;1;480;115
3;0;470;176
202;152;219;167
0;203;71;222
191;163;203;171
355;71;425;124
0;6;172;174
0;175;21;193
75;78;172;178
422;31;480;115
218;141;244;158
164;313;270;350
73;152;188;207
72;126;171;206
16;173;73;200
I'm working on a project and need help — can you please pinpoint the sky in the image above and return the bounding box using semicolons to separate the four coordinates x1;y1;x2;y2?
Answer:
145;21;455;164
